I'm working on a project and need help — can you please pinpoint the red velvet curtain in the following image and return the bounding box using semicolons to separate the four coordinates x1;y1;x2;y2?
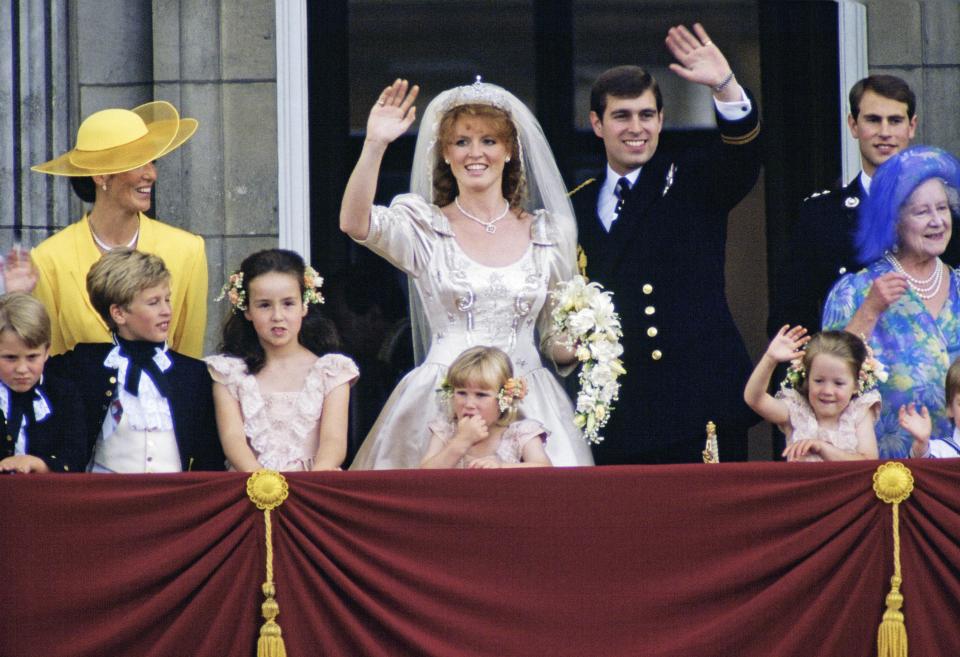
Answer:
3;461;959;657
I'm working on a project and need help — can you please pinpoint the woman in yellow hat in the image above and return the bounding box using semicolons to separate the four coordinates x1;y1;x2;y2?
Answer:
9;101;208;358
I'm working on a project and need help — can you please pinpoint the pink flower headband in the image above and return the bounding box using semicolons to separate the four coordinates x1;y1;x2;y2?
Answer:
216;266;324;313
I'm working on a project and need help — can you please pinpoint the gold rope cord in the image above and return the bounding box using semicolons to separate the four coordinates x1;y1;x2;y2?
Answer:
247;470;290;657
872;462;914;657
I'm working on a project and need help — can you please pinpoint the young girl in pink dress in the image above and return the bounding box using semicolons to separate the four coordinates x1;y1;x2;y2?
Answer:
421;346;552;469
206;249;358;471
744;327;882;461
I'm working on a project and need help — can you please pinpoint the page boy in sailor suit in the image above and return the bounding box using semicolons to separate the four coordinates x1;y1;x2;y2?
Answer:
0;293;87;474
46;249;223;472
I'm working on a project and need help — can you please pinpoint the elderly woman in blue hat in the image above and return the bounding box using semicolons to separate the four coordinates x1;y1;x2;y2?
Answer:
6;101;207;358
823;145;960;458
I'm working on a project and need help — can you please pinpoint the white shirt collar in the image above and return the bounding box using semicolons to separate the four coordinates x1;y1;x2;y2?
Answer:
860;171;873;195
604;163;641;191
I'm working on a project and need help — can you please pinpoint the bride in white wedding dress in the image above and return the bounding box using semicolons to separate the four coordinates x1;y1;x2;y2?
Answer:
340;77;593;469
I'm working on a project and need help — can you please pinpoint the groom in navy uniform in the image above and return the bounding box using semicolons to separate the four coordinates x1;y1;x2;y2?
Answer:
571;24;761;464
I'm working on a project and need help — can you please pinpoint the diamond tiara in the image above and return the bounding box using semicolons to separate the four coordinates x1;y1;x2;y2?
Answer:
437;76;513;114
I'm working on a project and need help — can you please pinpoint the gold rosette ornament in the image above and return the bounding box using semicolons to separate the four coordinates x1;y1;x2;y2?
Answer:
872;462;914;657
247;470;290;657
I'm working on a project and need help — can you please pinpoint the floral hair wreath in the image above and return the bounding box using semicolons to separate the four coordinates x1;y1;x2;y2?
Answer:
781;338;889;396
436;376;528;413
216;266;325;313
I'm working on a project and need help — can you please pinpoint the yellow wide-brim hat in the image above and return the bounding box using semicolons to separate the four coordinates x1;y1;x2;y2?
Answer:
31;100;198;176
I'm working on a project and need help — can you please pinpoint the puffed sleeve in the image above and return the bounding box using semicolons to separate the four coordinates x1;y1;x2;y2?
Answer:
314;354;360;394
506;419;549;451
427;415;456;444
353;193;443;278
851;388;882;423
775;387;816;437
204;354;247;400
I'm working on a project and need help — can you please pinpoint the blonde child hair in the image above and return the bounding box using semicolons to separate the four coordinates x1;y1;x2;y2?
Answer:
444;346;520;426
0;293;51;348
86;249;170;331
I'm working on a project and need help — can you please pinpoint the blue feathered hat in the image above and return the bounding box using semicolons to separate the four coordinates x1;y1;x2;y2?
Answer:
856;145;960;263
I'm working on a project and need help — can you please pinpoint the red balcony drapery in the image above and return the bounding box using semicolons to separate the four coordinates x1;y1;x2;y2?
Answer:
2;461;959;657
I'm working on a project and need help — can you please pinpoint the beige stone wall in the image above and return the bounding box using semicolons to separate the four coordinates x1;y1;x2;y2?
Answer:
861;1;960;156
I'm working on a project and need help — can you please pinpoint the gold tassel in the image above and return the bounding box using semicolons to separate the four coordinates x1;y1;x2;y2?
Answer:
872;462;914;657
702;421;719;463
247;470;290;657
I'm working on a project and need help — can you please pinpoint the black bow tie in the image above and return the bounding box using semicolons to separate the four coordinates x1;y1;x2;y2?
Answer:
115;336;171;399
6;387;38;440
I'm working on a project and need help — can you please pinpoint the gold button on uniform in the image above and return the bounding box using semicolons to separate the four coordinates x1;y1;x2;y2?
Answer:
647;326;658;337
642;284;653;295
651;349;662;360
109;376;117;384
838;267;846;275
106;390;112;397
644;306;655;315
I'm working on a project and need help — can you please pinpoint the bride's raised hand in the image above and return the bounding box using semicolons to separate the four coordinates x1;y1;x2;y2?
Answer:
366;79;419;146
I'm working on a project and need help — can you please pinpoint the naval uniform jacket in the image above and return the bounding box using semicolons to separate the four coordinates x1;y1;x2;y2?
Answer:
771;173;960;336
46;343;225;471
572;89;762;461
0;374;88;472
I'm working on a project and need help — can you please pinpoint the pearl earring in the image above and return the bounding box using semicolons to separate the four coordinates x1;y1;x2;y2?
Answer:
101;183;107;191
444;159;450;165
505;156;511;163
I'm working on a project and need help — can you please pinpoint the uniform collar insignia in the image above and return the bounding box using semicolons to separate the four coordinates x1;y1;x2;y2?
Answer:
844;196;860;208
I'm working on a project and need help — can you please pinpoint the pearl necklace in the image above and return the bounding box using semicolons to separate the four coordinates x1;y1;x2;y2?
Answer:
90;219;140;252
885;253;944;299
454;197;510;234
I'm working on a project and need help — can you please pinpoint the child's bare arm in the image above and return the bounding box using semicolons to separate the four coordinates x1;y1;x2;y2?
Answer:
312;383;350;470
421;416;487;468
507;433;552;467
744;326;808;426
212;382;262;471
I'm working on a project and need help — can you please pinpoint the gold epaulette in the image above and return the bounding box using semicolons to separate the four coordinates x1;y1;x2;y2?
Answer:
567;177;597;197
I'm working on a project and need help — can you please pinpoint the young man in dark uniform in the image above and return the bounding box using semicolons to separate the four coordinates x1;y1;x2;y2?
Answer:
571;24;761;464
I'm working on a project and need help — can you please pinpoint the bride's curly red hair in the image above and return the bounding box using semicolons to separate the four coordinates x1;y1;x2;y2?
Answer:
432;104;525;209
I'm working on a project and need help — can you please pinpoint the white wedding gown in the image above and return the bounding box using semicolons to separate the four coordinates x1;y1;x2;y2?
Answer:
348;194;594;469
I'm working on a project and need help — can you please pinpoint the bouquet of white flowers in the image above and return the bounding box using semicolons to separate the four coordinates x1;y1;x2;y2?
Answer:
550;275;625;444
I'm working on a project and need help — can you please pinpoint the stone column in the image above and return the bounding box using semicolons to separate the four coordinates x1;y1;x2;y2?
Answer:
862;0;960;156
0;0;74;251
153;0;278;352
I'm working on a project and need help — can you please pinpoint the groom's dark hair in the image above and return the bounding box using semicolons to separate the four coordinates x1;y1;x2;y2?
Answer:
590;66;663;118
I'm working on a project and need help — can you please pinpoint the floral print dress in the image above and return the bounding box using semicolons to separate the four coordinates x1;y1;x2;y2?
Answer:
823;258;960;458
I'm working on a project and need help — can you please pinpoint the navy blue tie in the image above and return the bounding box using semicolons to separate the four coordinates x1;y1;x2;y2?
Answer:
613;176;631;219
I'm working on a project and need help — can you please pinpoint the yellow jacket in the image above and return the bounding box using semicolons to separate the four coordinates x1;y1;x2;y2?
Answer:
31;214;209;358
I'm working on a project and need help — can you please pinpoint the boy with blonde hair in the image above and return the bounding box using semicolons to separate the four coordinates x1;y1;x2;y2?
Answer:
0;293;87;473
46;249;223;472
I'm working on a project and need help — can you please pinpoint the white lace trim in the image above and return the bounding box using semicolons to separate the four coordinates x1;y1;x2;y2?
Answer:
103;345;174;432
